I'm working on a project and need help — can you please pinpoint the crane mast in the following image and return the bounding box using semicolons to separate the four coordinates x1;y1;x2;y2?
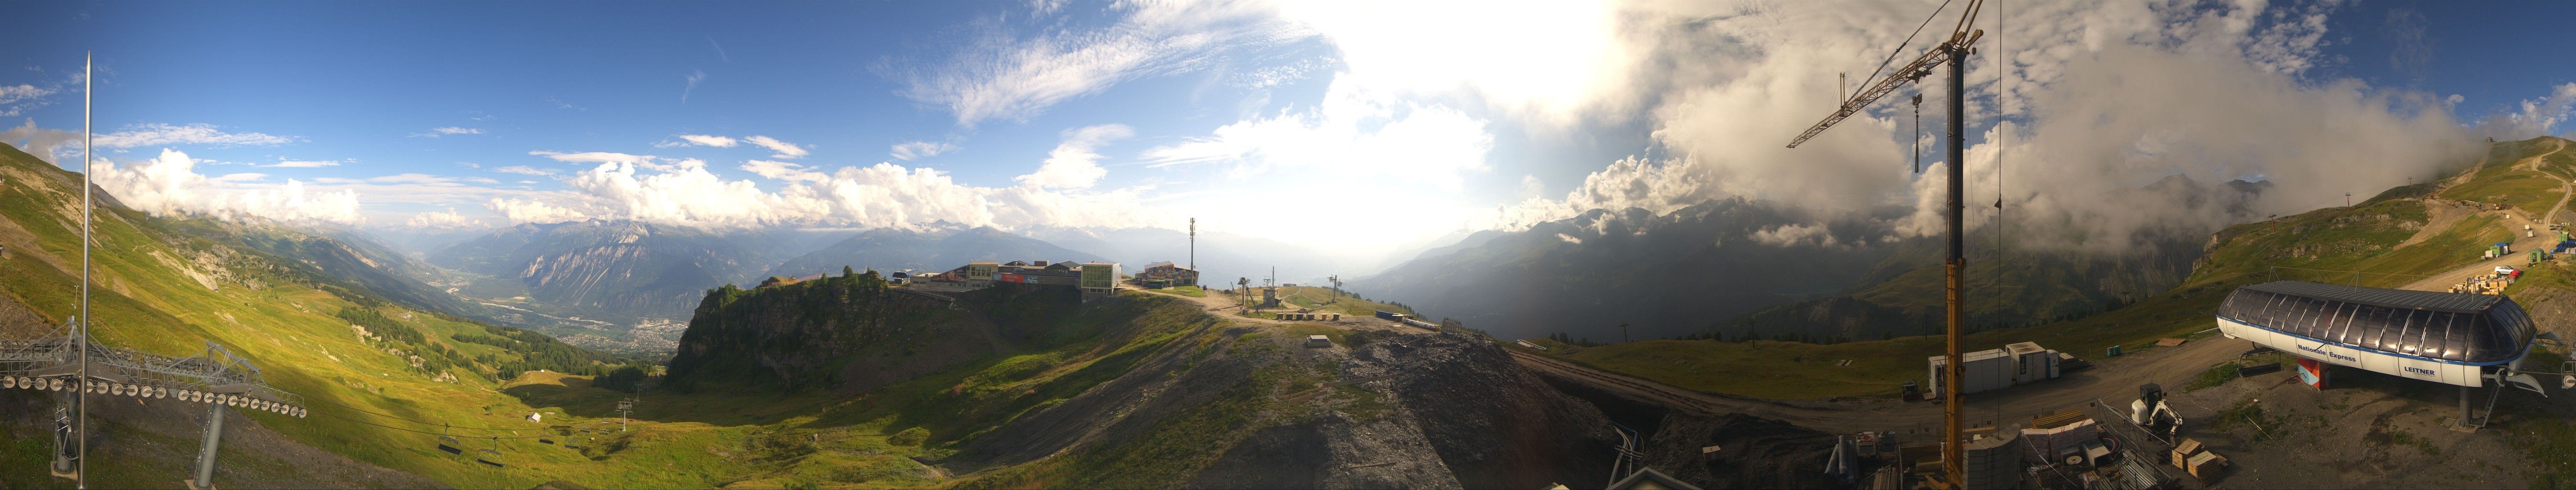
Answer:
1783;0;1983;488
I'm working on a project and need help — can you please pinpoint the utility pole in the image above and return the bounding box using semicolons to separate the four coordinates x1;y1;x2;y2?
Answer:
2346;192;2352;207
1784;1;1982;487
617;397;633;432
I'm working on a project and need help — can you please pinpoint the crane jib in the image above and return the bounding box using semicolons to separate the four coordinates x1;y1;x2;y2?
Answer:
1786;30;1981;148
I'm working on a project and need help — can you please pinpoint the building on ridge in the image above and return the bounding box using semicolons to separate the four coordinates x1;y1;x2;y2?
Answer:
1134;261;1199;288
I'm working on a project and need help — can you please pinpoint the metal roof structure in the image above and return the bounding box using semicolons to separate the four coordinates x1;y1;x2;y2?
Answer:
2220;281;2534;364
2238;280;2504;314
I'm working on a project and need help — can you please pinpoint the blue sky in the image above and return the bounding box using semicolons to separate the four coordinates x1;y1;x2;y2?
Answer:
4;0;2574;260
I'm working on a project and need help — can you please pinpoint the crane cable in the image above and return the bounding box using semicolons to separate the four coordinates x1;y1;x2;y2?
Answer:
1857;0;1958;101
1994;0;2008;326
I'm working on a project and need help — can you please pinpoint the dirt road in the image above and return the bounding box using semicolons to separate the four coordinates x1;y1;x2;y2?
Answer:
1512;334;2256;434
2398;145;2575;292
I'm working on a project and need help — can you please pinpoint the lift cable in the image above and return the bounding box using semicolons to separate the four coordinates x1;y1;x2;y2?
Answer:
306;409;551;440
298;397;557;432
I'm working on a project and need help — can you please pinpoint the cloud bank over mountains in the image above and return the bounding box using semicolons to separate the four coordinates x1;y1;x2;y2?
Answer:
91;148;363;224
15;1;2576;257
1486;0;2505;253
491;123;1164;231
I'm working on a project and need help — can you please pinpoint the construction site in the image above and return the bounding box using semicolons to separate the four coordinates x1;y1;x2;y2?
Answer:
1468;0;2576;488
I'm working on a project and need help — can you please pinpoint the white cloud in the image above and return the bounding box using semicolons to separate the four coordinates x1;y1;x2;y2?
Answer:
1016;124;1131;189
2473;82;2576;140
0;118;79;164
493;165;557;176
410;126;486;138
740;159;823;182
405;208;488;231
1277;0;1639;126
683;69;707;103
487;197;592;223
1556;233;1582;244
1484;0;2488;254
93;123;299;148
890;141;957;160
1143;87;1493;192
486;149;1167;232
90;148;364;224
263;159;343;168
895;1;1306;127
1750;223;1837;248
672;134;738;147
529;150;656;165
0;84;55;117
743;135;809;159
212;172;268;182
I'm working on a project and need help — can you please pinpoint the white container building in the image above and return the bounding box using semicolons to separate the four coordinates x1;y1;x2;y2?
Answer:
1928;341;2065;397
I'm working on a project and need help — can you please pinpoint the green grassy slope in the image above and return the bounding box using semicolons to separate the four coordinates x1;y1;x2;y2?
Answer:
543;283;1340;488
1536;141;2531;399
0;143;668;488
1199;285;1420;321
0;139;1448;489
2441;136;2571;213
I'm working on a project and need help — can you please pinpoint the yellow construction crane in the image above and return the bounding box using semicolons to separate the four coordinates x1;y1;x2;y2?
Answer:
1786;0;1983;488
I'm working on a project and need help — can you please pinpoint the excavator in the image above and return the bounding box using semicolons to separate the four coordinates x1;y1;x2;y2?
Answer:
2129;383;2183;442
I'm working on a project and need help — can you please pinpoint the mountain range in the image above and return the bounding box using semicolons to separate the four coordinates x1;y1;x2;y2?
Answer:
425;220;800;321
1349;175;2272;344
763;225;1102;278
1346;199;1895;342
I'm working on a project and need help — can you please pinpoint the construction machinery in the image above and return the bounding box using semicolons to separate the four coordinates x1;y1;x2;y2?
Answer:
2129;384;2182;442
1785;0;1986;486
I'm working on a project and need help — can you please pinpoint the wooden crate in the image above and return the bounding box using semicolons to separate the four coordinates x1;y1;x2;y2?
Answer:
2171;438;2204;469
2186;451;2228;481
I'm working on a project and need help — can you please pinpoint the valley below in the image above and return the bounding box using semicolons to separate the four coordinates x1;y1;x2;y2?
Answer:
8;137;2576;489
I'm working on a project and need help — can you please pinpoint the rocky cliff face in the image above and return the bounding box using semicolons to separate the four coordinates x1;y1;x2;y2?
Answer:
665;273;1002;392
